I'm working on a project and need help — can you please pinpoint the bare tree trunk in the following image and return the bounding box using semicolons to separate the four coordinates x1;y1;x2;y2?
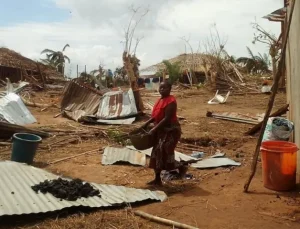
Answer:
58;65;63;75
123;52;144;112
271;56;277;79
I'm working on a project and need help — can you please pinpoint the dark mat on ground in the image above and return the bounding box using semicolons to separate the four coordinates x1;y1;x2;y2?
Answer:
31;178;101;201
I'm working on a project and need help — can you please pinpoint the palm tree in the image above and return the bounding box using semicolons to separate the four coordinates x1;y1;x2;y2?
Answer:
40;54;60;68
236;47;270;74
162;60;181;84
41;44;70;75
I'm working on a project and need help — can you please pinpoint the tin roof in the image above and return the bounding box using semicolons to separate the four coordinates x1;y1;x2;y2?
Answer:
191;157;241;169
96;89;138;119
0;93;36;125
126;146;197;162
102;147;146;166
61;81;102;121
0;161;167;216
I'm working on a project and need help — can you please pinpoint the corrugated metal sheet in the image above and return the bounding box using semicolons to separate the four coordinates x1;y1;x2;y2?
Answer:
96;89;138;119
97;117;136;125
0;93;36;125
102;147;146;166
0;161;167;216
0;81;29;98
61;81;102;121
126;146;197;162
191;158;241;169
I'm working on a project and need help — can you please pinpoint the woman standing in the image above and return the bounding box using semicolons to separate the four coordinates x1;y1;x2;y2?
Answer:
141;81;184;186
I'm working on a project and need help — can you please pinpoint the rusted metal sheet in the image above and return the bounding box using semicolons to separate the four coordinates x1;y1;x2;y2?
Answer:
61;81;102;121
96;89;138;119
102;147;146;166
0;161;167;216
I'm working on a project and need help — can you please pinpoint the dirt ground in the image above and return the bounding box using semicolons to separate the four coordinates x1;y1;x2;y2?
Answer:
0;88;299;229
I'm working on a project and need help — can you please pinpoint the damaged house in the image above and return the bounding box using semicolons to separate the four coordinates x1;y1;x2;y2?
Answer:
0;48;66;86
141;53;244;92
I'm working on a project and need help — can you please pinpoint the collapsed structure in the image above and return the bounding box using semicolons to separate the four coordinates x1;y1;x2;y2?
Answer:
0;48;66;87
141;53;250;93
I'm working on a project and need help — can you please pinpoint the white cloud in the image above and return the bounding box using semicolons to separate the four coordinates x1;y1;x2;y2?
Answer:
0;0;282;77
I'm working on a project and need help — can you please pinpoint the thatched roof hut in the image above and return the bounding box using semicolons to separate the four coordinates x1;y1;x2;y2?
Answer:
0;48;65;84
142;53;245;92
143;53;210;73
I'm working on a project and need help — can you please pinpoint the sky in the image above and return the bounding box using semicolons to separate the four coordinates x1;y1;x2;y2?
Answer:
0;0;283;77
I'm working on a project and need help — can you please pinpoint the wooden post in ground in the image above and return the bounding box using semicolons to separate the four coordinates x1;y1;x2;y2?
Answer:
244;0;295;192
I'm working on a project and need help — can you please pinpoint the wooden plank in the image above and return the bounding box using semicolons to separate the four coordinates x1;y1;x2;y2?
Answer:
0;121;50;138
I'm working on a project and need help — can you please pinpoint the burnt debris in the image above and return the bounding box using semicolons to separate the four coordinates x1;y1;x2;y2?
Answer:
31;178;101;201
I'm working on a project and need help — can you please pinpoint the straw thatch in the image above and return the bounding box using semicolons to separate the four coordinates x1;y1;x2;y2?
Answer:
142;53;247;92
0;48;38;70
144;53;210;73
0;47;65;84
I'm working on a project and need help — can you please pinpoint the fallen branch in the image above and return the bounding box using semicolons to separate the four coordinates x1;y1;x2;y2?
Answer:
134;210;198;229
48;149;100;165
22;98;59;109
245;104;289;135
54;112;62;118
0;122;50;138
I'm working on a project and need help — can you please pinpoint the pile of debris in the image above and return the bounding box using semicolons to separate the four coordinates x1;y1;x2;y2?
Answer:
61;80;138;125
141;53;260;93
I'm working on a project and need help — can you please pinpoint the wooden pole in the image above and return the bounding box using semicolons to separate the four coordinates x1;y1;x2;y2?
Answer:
77;65;78;78
243;0;295;193
48;149;100;164
134;211;198;229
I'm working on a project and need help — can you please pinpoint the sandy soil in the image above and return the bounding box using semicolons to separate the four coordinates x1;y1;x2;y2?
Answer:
0;88;299;229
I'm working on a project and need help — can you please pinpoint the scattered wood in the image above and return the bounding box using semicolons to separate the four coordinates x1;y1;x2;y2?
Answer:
0;121;50;138
22;98;59;109
245;104;289;135
54;112;62;118
48;149;100;165
134;210;198;229
178;82;192;89
40;136;80;150
258;212;297;222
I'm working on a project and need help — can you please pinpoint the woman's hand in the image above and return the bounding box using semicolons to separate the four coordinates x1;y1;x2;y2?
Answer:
148;128;157;136
140;118;155;131
140;122;149;131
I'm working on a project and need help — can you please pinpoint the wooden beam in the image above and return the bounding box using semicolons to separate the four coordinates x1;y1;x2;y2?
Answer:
245;104;289;135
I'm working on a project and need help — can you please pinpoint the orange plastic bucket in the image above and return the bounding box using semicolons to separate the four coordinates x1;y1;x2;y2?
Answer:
261;141;298;191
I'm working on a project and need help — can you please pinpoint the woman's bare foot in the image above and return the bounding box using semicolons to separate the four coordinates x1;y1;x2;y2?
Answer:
178;165;188;178
147;179;162;186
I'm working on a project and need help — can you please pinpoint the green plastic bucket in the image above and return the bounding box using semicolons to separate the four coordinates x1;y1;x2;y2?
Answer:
11;133;42;164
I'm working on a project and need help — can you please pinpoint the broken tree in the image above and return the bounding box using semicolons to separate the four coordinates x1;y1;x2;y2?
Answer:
122;6;149;112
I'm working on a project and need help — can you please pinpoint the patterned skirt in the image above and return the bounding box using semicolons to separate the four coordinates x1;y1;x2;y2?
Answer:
149;123;181;171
